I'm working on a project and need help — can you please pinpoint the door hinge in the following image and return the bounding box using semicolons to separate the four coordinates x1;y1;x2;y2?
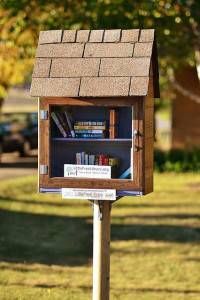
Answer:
40;110;48;120
40;164;48;175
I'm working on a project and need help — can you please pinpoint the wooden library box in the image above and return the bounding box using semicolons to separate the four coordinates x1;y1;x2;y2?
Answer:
30;29;160;196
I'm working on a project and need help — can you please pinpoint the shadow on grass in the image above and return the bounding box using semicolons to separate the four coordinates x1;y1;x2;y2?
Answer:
0;208;92;266
0;207;200;266
0;196;88;208
111;222;200;243
1;283;200;295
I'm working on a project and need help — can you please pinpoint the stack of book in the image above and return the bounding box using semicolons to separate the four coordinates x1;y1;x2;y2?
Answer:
74;121;107;139
76;152;119;166
51;110;75;138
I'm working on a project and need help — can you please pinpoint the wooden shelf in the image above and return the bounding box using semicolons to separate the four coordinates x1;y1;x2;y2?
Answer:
52;138;132;143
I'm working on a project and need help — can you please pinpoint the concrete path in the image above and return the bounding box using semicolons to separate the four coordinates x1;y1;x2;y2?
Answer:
0;151;37;180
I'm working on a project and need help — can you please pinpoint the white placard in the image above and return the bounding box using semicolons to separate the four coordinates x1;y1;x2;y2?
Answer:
62;188;116;200
64;164;111;179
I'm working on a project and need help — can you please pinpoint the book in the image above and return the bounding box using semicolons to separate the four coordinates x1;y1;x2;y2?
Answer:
56;112;71;137
89;154;95;165
64;110;75;138
84;153;89;165
51;112;67;138
109;158;120;166
74;129;105;134
75;133;105;138
76;152;82;165
109;109;118;139
74;121;106;126
74;125;106;130
119;167;131;179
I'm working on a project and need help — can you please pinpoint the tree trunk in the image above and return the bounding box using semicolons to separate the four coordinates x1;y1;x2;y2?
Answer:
172;65;200;149
0;97;5;112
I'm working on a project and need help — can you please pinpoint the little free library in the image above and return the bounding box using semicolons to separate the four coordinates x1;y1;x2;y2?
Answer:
30;28;160;197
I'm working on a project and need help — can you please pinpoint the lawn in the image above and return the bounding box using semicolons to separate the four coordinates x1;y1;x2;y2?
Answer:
0;173;200;300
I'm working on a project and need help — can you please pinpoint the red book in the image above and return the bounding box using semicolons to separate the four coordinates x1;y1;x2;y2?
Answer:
102;155;109;165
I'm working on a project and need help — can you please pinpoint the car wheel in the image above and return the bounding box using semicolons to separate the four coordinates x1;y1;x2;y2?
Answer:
19;141;31;157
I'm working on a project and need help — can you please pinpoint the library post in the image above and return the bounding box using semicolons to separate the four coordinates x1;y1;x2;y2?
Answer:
30;28;160;300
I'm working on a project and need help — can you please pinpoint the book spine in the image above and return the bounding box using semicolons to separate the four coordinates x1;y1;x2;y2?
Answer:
64;111;75;138
109;158;120;166
76;152;82;165
75;129;105;134
102;155;109;166
56;112;71;137
89;154;95;165
94;155;99;165
75;121;106;126
75;133;105;138
81;152;85;164
74;125;106;130
109;109;118;139
51;112;67;138
84;153;89;165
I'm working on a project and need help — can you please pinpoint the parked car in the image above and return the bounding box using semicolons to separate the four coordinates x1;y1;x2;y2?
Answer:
0;112;38;157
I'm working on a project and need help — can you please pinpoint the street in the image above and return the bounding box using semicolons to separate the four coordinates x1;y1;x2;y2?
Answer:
0;151;37;180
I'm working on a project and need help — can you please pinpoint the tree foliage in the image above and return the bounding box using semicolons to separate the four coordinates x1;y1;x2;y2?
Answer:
0;0;199;100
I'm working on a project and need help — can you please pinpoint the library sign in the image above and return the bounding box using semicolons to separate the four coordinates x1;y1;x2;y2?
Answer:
30;28;159;198
30;28;160;300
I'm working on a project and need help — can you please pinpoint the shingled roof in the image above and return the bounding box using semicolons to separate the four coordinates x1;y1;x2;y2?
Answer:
30;29;159;98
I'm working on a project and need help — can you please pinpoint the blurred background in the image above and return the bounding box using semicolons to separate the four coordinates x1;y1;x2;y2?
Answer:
0;0;200;173
0;1;200;300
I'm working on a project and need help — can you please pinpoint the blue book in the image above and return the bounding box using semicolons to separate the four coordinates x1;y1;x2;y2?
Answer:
75;133;105;138
119;167;131;179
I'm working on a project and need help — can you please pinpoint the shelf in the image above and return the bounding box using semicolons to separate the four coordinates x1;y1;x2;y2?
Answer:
52;138;132;143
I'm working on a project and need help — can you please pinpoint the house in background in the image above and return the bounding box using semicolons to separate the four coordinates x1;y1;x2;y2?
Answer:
172;66;200;149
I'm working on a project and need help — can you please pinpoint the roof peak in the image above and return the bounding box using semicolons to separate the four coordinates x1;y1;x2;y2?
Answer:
31;29;159;98
38;29;155;44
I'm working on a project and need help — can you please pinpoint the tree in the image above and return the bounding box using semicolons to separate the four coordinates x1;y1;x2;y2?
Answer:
0;0;199;108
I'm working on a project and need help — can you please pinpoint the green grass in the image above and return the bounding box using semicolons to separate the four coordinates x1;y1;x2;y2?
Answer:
0;173;200;300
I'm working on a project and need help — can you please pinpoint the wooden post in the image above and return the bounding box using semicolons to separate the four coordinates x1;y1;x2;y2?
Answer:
93;200;111;300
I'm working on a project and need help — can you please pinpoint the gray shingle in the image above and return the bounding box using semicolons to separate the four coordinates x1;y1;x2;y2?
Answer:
32;58;51;77
129;77;149;95
134;42;153;57
79;77;130;96
99;57;151;77
89;30;104;42
62;30;76;42
104;29;121;42
139;29;154;42
30;78;80;97
50;58;100;77
76;30;90;42
121;29;139;42
38;30;62;44
36;43;84;58
84;43;133;58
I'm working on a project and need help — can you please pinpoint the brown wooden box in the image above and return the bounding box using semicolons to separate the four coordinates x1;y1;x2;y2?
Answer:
31;29;159;196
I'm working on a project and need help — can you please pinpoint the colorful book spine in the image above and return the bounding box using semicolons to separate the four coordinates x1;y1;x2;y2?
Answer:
51;112;67;138
74;129;105;134
74;121;106;126
74;125;106;130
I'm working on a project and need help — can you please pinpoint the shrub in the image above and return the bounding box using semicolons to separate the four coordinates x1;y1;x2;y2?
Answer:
154;148;200;172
